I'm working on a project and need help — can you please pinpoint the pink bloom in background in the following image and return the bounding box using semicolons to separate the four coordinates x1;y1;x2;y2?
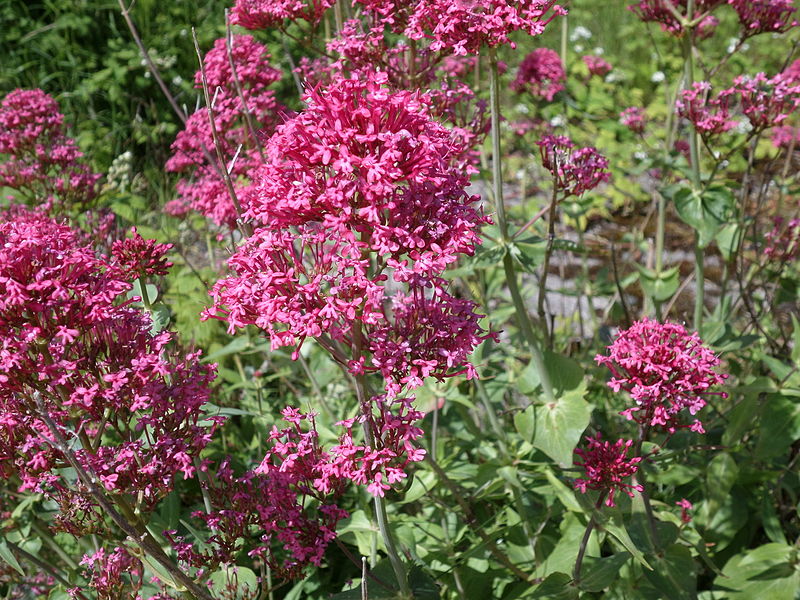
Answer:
620;106;647;134
537;135;611;196
734;72;800;131
676;81;736;137
783;58;800;84
0;209;221;531
628;0;726;37
764;216;800;262
676;498;693;523
595;318;727;434
231;0;335;29
695;14;720;39
109;227;173;282
772;125;800;149
166;35;282;228
354;0;565;56
729;0;798;37
582;54;612;77
0;89;101;211
574;434;643;507
511;48;566;101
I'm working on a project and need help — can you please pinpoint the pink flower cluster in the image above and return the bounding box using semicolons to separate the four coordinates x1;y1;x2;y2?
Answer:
110;227;173;282
173;409;346;579
0;210;221;530
537;135;611;196
595;318;727;434
77;547;142;600
628;0;725;37
676;81;736;137
354;0;566;55
772;125;800;149
510;48;566;101
206;73;492;497
735;72;800;131
729;0;798;37
166;35;282;228
582;54;612;78
573;434;643;507
764;216;800;262
231;0;335;29
0;89;101;211
620;106;647;134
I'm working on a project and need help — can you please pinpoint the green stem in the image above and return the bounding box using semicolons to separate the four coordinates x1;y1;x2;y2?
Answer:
572;494;605;584
683;0;704;332
488;47;555;404
654;191;666;320
352;323;411;598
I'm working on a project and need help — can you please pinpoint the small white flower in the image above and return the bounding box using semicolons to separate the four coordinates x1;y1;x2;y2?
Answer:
593;47;605;55
634;151;647;161
735;119;753;134
651;71;666;83
570;26;593;42
550;114;566;127
515;103;530;114
574;43;584;53
172;76;183;86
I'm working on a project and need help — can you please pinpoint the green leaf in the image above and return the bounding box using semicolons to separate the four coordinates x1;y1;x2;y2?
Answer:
642;544;697;600
533;382;593;466
666;183;735;249
756;394;800;459
0;541;24;576
149;303;171;334
209;565;259;597
514;404;535;443
706;453;738;516
527;572;578;599
715;222;742;262
579;552;631;592
202;335;252;363
128;279;159;304
637;265;680;302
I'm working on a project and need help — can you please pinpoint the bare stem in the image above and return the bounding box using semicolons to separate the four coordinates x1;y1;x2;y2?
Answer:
573;494;605;584
488;47;555;404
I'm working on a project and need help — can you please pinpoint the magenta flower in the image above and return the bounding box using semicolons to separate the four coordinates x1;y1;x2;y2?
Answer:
676;498;693;523
537;135;611;196
676;81;736;137
574;434;643;507
166;35;282;228
78;547;142;599
628;0;725;37
171;409;346;580
355;0;565;56
511;48;566;101
109;227;173;282
0;210;221;532
231;0;335;29
764;217;800;262
620;106;647;134
582;54;612;77
729;0;798;37
734;72;800;131
595;318;727;434
772;125;800;149
0;89;101;211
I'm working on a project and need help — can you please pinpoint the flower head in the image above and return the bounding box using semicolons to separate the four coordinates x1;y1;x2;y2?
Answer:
582;54;612;77
620;106;647;134
511;48;566;101
595;318;727;433
729;0;798;37
110;227;173;282
231;0;335;29
537;135;611;196
628;0;726;37
574;434;643;507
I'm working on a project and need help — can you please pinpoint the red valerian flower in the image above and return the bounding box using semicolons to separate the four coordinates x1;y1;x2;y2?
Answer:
595;318;727;434
231;0;335;29
511;48;566;101
676;498;693;523
729;0;798;37
537;135;611;196
574;434;643;507
628;0;725;37
109;227;173;282
0;89;101;211
0;209;221;531
582;54;612;77
166;35;282;228
620;107;647;134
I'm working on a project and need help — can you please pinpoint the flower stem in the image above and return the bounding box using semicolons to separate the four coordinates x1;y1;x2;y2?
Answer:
682;0;704;332
488;47;555;404
573;494;605;584
352;323;411;598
